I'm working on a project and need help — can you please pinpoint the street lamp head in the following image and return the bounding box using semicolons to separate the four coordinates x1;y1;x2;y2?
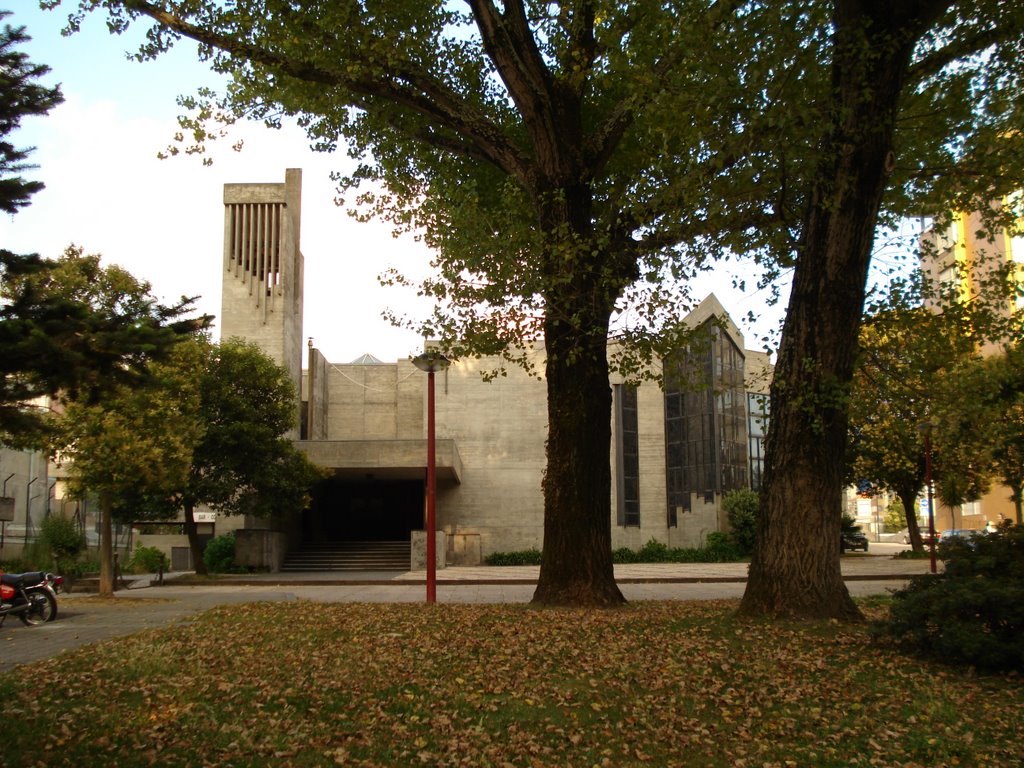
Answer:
411;351;451;373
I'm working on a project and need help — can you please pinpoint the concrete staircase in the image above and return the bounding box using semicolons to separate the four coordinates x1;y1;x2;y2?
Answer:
280;541;412;572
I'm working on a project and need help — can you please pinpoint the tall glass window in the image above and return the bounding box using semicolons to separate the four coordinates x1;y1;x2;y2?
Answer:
614;384;641;527
747;392;769;491
663;323;749;524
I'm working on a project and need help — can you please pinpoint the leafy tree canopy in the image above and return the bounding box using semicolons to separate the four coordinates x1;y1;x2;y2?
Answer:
56;339;206;509
0;13;62;215
47;1;1020;362
0;246;210;446
172;336;324;520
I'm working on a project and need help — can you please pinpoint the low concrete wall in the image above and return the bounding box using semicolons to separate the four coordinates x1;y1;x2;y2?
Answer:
447;532;482;566
234;529;290;572
410;530;447;571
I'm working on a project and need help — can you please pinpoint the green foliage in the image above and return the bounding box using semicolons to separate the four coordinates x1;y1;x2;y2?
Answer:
125;545;169;575
39;515;85;559
486;539;745;566
722;489;759;556
2;246;207;447
178;338;325;520
58;338;207;519
484;549;542;566
0;14;63;215
613;536;744;564
883;500;906;533
841;513;862;536
202;534;237;574
875;525;1024;672
847;308;975;513
39;514;85;573
15;537;53;572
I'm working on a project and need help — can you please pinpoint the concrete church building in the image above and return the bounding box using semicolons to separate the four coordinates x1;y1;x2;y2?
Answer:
206;169;773;571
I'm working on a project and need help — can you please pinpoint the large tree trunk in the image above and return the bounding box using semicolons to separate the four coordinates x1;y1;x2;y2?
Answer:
740;1;947;620
98;490;114;598
533;310;624;606
532;186;626;607
184;502;208;575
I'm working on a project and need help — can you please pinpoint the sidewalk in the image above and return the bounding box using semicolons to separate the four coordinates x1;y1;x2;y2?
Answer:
0;555;933;673
160;552;935;587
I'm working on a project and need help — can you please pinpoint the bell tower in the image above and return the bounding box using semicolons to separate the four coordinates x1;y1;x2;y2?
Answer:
219;168;304;395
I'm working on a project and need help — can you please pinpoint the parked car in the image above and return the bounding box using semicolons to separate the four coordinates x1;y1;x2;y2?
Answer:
840;531;869;552
939;529;983;547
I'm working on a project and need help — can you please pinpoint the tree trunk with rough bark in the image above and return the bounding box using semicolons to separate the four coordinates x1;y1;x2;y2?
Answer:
98;490;114;598
740;0;950;620
532;186;627;607
533;301;624;606
898;486;924;552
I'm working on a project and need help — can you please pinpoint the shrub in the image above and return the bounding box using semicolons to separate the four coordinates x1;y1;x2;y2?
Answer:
636;539;671;562
126;545;169;575
485;538;747;567
704;531;744;561
841;512;863;536
40;515;85;559
16;538;52;571
203;533;238;573
484;548;542;566
40;515;86;574
722;489;759;555
873;524;1024;672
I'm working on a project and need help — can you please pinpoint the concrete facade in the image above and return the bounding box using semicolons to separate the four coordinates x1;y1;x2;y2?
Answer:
0;440;52;560
220;168;305;413
290;314;770;563
134;170;775;569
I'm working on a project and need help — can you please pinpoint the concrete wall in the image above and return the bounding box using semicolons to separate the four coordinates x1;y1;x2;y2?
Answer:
0;443;51;556
297;335;770;557
410;530;447;570
235;529;290;572
325;360;424;440
431;350;549;555
613;380;673;550
306;347;330;440
220;169;305;436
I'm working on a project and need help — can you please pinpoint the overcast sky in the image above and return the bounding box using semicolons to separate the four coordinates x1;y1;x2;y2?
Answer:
2;4;787;365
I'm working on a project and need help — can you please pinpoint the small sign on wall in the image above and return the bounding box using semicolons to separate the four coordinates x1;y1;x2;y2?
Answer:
0;497;14;522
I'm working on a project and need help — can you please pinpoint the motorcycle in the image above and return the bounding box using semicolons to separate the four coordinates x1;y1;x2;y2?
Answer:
0;571;63;626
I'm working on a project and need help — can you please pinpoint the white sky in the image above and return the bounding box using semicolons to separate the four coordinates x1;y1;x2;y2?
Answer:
2;4;787;366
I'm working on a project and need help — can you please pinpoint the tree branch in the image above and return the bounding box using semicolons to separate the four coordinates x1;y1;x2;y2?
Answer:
122;0;531;180
585;0;746;176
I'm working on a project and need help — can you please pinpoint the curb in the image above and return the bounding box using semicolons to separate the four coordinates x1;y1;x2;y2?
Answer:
144;573;926;589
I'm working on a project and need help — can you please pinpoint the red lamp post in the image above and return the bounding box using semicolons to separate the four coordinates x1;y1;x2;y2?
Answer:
412;351;450;603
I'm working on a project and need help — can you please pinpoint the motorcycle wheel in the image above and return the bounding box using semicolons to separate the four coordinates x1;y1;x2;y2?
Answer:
19;588;57;626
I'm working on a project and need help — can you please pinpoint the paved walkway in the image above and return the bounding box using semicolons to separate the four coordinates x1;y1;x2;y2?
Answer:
0;555;934;673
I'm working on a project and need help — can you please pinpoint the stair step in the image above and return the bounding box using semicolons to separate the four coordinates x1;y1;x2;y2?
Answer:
281;541;411;572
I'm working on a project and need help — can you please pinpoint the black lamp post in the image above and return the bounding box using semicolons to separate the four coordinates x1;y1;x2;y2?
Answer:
411;350;450;603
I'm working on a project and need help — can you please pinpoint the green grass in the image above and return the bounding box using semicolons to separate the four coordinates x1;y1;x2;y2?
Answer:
1;600;1021;767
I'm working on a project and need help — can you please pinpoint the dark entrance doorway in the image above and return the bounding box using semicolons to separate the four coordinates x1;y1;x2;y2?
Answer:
305;476;423;542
